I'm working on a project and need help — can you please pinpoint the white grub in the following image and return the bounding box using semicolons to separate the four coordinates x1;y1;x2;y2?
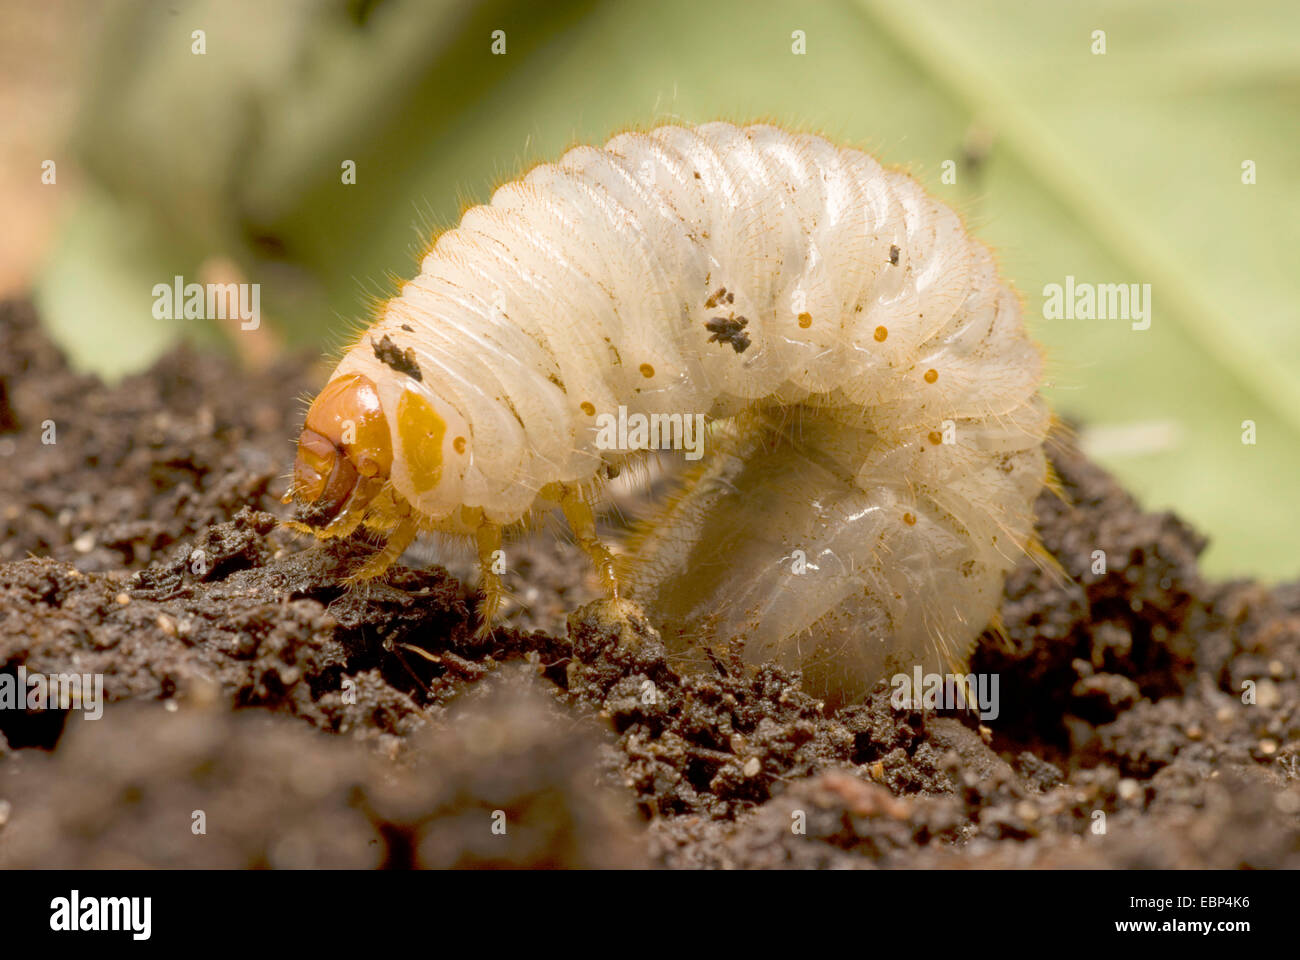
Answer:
324;123;1050;704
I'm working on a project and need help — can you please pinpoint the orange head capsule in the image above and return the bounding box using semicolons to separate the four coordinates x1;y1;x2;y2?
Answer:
291;373;393;528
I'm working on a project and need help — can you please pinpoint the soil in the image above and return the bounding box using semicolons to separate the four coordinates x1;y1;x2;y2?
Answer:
1;296;1297;869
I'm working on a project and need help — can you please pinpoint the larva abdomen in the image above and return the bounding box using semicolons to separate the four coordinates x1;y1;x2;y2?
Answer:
626;401;1049;704
290;122;1050;704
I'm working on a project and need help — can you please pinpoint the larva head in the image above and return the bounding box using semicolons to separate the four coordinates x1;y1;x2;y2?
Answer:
292;373;393;528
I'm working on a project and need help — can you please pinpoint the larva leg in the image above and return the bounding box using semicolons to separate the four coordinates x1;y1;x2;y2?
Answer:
344;514;419;584
558;486;619;599
474;520;505;637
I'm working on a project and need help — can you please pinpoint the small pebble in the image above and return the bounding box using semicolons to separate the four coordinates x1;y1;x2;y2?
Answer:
1275;791;1300;815
1256;679;1282;709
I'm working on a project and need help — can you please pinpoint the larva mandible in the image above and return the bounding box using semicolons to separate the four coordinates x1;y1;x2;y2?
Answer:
288;122;1051;705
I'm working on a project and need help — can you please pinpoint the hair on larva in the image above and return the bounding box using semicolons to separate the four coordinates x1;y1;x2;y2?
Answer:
287;121;1051;706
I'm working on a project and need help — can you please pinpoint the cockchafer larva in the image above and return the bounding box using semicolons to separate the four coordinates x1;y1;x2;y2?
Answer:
287;122;1052;705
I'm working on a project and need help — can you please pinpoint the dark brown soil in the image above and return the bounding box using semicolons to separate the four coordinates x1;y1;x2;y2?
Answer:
1;297;1297;868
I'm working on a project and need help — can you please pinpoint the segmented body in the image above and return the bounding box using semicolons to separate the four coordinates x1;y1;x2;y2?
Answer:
294;122;1050;704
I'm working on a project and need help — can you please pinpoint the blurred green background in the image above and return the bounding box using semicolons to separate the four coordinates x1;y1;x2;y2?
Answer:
16;0;1300;580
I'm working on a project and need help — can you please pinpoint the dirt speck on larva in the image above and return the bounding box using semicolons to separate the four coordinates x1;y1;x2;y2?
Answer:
704;314;751;353
370;333;423;381
2;297;1298;869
